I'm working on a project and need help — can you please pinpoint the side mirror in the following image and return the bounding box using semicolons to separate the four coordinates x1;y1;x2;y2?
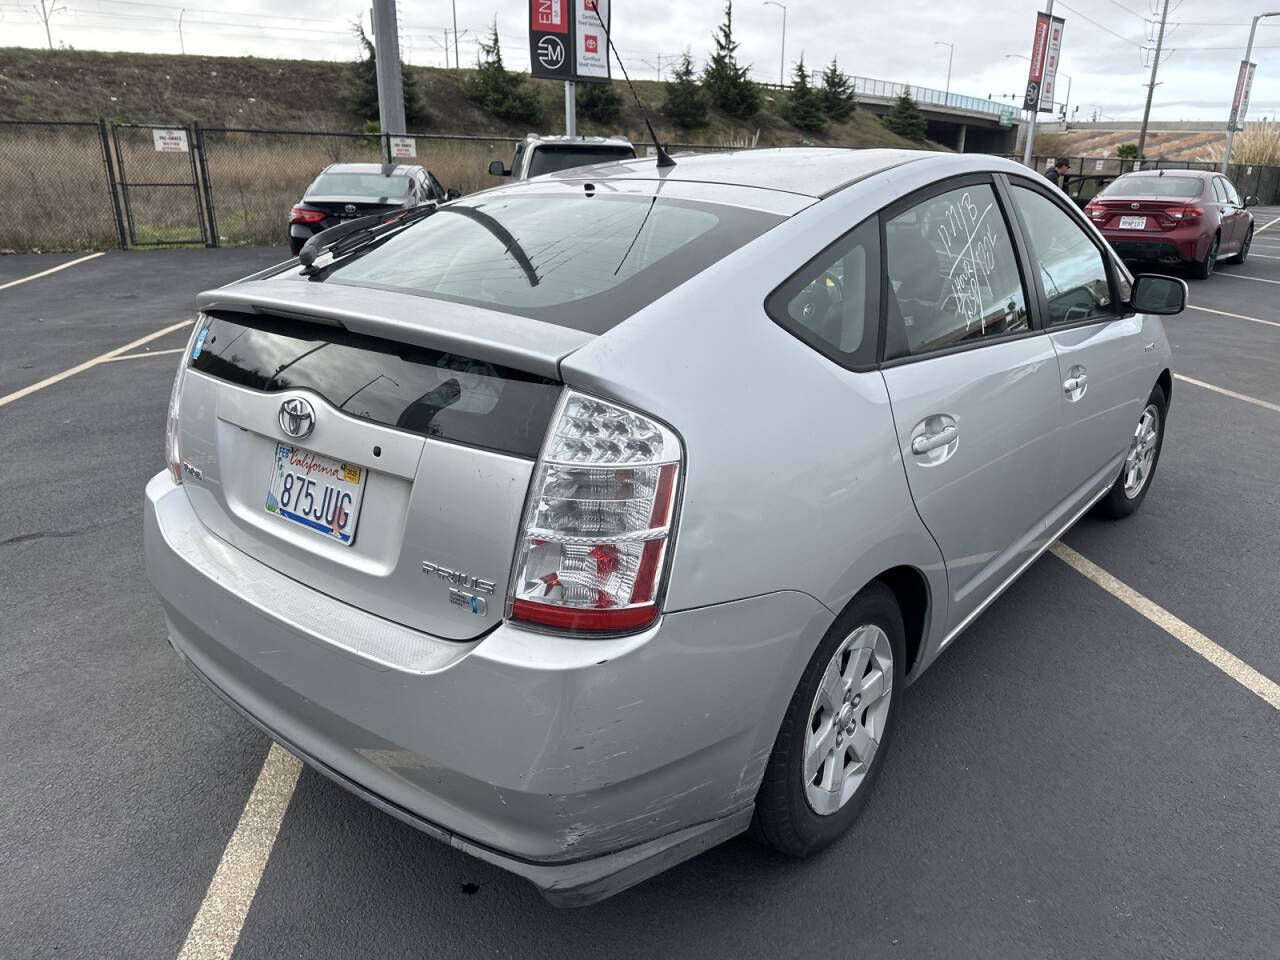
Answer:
1244;195;1259;208
1130;274;1187;316
446;187;462;201
488;160;509;177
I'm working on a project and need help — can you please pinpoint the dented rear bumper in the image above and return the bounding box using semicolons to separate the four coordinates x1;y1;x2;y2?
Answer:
144;471;831;904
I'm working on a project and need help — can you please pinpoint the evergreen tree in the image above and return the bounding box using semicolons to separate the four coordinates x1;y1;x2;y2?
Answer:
819;57;856;123
1115;142;1139;159
466;22;543;125
342;19;428;124
782;57;825;134
663;51;709;129
702;2;760;119
880;91;927;141
578;81;623;125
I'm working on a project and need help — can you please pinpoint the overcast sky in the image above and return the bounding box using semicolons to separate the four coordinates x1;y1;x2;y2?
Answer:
2;0;1277;122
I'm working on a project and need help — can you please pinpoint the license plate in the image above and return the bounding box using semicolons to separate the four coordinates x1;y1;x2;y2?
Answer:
1119;215;1147;230
264;443;367;545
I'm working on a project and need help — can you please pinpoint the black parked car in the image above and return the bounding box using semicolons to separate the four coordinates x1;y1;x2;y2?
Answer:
288;162;458;254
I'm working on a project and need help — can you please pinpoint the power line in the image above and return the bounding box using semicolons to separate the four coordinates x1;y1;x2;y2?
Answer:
1053;1;1147;49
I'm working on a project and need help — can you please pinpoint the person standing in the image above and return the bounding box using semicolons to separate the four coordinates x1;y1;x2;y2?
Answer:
1046;158;1071;188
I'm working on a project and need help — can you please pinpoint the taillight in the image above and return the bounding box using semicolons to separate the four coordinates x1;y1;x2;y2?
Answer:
290;206;326;224
1085;204;1107;221
165;317;209;484
1164;206;1203;222
509;390;682;634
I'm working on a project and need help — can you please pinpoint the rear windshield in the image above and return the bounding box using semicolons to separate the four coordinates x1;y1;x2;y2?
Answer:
527;146;635;177
318;193;783;334
308;173;411;198
1100;176;1203;199
189;313;561;458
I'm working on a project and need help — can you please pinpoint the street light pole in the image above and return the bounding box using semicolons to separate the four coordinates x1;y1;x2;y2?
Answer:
451;0;460;70
1222;12;1280;172
763;1;786;86
935;41;954;107
1019;0;1054;168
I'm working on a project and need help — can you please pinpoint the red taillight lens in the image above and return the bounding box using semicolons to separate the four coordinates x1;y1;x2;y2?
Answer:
290;206;326;224
509;392;682;635
1085;204;1107;221
1164;206;1203;222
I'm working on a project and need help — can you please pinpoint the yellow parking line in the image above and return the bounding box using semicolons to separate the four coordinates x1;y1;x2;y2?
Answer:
0;251;104;291
1174;373;1280;414
0;319;193;408
1185;304;1280;329
1051;543;1280;711
177;744;302;960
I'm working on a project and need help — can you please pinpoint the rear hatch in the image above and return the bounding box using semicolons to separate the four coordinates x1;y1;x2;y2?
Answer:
175;284;589;641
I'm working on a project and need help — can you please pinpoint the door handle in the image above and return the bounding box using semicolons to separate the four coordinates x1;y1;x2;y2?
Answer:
911;424;958;455
1063;374;1088;394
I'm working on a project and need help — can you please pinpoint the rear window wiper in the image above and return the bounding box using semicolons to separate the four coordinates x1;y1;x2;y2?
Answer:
298;203;437;275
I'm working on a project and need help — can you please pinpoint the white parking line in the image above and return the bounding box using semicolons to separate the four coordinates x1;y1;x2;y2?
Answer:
1185;304;1280;329
1218;272;1280;286
1250;253;1280;259
0;319;192;408
1051;543;1280;711
177;744;302;960
1256;215;1280;234
0;251;104;291
102;347;186;362
1174;374;1280;414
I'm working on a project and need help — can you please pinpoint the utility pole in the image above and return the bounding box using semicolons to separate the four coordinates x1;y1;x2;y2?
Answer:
451;0;460;69
32;0;65;50
1222;12;1280;172
763;1;786;86
370;0;406;135
565;81;576;136
1136;0;1170;159
935;41;954;106
178;8;186;54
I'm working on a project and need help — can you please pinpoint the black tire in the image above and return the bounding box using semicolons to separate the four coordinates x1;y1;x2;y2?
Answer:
750;581;906;858
1191;234;1218;279
1226;225;1253;265
1096;383;1167;520
289;236;306;256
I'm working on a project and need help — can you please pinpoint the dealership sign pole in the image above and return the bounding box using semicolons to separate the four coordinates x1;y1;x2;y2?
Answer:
1222;11;1277;173
530;0;613;136
1020;1;1056;167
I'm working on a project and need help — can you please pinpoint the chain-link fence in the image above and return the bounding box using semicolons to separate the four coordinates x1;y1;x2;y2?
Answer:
1012;154;1280;205
0;120;124;252
4;119;1279;253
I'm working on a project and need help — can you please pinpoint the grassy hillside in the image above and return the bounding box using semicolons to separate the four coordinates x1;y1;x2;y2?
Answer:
1035;128;1228;162
0;47;925;150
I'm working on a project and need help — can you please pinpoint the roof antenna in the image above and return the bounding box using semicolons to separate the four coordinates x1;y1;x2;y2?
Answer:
587;2;675;168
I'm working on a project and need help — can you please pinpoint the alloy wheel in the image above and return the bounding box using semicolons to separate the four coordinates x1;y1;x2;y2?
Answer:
803;624;894;815
1123;403;1160;499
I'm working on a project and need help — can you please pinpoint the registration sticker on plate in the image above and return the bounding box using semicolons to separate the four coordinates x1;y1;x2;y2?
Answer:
1119;215;1148;230
264;443;367;545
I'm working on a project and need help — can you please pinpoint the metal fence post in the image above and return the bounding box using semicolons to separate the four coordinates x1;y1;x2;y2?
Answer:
97;117;128;250
383;132;392;164
192;120;219;247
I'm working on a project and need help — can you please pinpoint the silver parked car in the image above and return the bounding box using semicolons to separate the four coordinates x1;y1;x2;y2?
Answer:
145;149;1183;905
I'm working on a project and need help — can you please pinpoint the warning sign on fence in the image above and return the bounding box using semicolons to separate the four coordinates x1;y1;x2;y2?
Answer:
152;129;189;153
389;136;416;159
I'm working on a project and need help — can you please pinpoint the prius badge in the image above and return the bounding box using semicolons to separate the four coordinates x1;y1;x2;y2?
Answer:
422;561;495;616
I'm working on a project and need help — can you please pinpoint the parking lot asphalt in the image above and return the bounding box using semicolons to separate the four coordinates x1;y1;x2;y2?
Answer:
2;230;1279;959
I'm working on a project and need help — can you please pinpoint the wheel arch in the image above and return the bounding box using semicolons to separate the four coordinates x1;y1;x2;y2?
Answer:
1156;367;1172;406
871;565;931;681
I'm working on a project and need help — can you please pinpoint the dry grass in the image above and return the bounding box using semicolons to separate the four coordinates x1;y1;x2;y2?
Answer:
1209;121;1280;167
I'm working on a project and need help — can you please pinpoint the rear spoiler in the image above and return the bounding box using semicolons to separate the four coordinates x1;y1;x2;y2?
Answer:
196;278;594;380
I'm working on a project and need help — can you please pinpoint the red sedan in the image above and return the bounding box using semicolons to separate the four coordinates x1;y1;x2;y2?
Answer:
1084;169;1258;279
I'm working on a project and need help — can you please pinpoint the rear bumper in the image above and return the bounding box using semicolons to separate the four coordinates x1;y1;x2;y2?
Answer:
143;471;828;904
1103;231;1205;263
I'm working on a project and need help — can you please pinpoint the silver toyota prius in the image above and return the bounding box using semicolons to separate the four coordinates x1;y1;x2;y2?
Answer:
145;148;1184;905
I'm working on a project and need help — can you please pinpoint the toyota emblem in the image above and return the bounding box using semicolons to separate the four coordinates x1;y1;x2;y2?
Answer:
344;203;357;215
1130;202;1140;210
278;397;316;439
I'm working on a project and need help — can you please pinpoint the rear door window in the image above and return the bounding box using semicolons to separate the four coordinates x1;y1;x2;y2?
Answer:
883;182;1029;357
